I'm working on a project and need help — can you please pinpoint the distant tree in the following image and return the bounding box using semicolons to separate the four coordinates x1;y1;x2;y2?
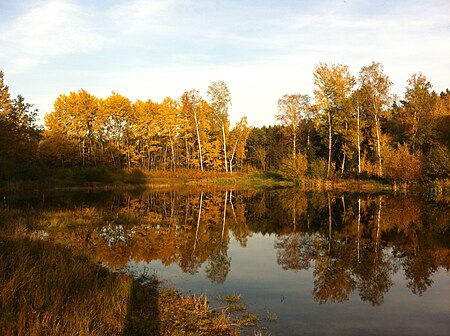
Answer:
313;63;355;177
0;70;11;115
276;94;310;159
207;80;231;172
99;92;134;167
253;145;268;171
132;99;160;170
358;62;392;177
181;90;206;171
44;89;99;167
279;153;308;182
158;97;185;171
0;71;41;178
39;133;79;167
228;117;250;172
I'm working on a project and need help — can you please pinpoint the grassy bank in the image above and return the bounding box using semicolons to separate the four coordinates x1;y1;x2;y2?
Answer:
0;167;291;192
0;236;251;336
5;166;445;194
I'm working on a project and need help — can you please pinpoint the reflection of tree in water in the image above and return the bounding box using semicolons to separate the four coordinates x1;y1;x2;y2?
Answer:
275;232;315;271
273;192;450;305
278;189;308;231
402;251;436;295
354;248;396;306
313;254;356;304
206;244;231;284
9;188;449;303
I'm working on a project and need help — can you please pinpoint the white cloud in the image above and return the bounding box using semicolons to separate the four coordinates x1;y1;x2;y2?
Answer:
107;0;179;34
1;0;109;72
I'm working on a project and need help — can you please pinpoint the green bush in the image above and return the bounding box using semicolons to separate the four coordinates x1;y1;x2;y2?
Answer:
279;153;308;181
425;145;450;179
308;158;328;178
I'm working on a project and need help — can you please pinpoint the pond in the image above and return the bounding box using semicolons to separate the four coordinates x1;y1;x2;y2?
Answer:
2;188;450;335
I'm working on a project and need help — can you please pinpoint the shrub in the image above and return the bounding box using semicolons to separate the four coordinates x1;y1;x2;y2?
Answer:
279;153;308;181
383;144;423;181
308;158;328;178
425;144;450;179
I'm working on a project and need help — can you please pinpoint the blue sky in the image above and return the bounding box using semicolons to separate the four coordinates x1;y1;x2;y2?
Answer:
1;0;449;127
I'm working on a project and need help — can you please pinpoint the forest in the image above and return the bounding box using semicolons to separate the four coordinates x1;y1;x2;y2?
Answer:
0;61;449;185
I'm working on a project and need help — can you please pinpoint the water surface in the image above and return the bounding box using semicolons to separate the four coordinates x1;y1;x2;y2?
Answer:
4;188;450;335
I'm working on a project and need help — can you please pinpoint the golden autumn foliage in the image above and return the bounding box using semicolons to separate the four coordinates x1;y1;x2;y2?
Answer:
1;65;449;184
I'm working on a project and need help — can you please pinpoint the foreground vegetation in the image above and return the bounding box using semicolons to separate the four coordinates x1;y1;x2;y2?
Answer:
0;237;244;335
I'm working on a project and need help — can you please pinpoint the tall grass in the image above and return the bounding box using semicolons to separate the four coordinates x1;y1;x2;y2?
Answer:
0;237;241;335
0;238;131;336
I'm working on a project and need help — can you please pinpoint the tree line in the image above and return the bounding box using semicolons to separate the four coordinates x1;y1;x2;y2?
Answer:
0;61;449;182
40;81;249;173
248;62;449;182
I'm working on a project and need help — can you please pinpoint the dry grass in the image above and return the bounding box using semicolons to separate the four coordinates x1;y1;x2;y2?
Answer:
0;238;131;336
298;178;389;192
0;237;241;336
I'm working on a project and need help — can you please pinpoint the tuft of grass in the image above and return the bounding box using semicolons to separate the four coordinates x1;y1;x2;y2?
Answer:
217;292;242;304
159;290;237;336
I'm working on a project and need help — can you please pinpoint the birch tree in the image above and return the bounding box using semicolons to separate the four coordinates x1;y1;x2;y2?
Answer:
358;62;392;177
276;94;310;160
313;63;355;178
181;90;205;171
228;116;250;172
207;80;231;172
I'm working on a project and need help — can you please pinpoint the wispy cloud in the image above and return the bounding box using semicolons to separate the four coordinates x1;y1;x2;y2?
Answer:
107;0;179;34
1;0;109;72
1;0;448;126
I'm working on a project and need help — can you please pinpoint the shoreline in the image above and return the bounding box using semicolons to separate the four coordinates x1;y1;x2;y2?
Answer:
1;168;447;195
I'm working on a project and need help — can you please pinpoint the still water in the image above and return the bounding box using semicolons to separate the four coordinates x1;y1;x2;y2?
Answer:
4;188;450;335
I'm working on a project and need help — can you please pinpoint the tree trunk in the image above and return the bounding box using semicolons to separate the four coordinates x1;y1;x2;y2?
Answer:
229;190;238;226
293;128;297;159
327;110;332;178
328;193;332;254
357;197;361;263
82;138;85;167
193;111;204;171
185;138;189;168
126;138;131;168
307;124;311;155
373;96;382;177
221;124;228;172
229;139;239;173
375;116;382;177
375;196;382;253
357;104;361;177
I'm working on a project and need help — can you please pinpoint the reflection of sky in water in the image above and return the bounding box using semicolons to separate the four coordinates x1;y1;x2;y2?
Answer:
125;233;450;336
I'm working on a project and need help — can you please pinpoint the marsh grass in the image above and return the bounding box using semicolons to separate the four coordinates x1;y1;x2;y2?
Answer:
0;237;242;336
297;177;389;192
0;238;131;336
217;293;242;304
